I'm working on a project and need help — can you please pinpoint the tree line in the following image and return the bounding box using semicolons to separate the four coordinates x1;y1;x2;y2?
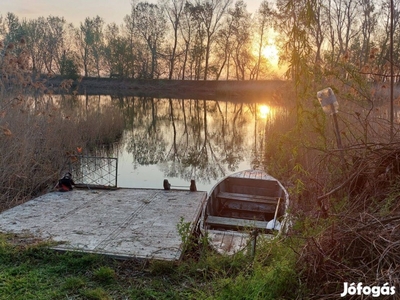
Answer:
0;0;399;81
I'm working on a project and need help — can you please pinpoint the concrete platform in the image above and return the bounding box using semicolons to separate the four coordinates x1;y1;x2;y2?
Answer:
0;188;207;261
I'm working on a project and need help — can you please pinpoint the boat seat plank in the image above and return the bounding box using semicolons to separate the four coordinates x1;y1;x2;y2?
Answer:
206;216;268;230
217;192;278;205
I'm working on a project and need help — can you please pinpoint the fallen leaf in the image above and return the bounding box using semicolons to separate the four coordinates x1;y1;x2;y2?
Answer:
1;127;12;136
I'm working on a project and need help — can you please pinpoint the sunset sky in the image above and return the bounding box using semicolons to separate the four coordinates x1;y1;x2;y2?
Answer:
2;0;264;26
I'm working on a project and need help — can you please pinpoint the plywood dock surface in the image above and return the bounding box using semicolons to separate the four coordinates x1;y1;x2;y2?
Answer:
0;188;207;261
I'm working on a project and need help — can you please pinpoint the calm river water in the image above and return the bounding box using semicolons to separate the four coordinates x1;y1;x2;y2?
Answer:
60;94;287;192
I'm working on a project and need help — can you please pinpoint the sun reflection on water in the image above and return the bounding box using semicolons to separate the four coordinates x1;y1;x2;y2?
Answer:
259;104;271;119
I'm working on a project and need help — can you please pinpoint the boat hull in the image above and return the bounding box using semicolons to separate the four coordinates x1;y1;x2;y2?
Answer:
201;169;289;255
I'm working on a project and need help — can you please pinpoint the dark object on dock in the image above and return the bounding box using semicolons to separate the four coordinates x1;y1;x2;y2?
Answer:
163;179;171;190
163;179;197;191
200;169;289;255
190;180;197;191
57;172;75;192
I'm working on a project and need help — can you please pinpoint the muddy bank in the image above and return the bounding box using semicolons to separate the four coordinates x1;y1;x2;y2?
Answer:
46;77;289;102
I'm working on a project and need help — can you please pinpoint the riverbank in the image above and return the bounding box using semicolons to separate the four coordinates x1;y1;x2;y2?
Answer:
46;77;289;101
0;231;297;299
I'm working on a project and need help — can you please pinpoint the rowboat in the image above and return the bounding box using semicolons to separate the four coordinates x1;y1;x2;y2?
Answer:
201;169;289;255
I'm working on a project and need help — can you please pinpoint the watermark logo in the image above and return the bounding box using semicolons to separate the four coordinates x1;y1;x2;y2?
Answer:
341;282;395;297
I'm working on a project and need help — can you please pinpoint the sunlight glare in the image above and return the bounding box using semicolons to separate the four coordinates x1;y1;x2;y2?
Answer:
259;105;271;119
262;43;279;67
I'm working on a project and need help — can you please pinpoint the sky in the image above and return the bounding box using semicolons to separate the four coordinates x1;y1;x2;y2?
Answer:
2;0;263;26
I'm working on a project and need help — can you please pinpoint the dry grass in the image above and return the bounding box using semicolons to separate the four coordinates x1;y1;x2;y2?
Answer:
299;213;400;299
293;134;400;299
0;95;124;211
0;39;124;211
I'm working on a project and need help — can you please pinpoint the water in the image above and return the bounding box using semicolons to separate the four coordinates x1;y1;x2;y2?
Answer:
60;95;286;193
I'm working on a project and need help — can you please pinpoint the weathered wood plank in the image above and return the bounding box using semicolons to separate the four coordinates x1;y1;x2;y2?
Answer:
206;216;268;230
0;188;207;261
207;230;249;255
219;202;276;216
225;177;281;197
218;192;278;204
229;169;277;181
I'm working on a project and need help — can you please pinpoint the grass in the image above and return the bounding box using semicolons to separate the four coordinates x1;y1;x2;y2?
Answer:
0;234;123;299
0;232;299;299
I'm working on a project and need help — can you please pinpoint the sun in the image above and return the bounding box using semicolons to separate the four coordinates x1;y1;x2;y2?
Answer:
262;42;279;67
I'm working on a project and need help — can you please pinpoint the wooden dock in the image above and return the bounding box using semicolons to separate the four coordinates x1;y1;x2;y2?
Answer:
0;188;207;261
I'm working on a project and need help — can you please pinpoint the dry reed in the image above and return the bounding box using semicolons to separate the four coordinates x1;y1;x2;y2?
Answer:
0;39;124;211
296;144;400;299
0;95;124;211
263;83;400;298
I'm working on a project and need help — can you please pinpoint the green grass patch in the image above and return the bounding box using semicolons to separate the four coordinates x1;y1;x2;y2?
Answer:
93;266;116;284
0;232;300;299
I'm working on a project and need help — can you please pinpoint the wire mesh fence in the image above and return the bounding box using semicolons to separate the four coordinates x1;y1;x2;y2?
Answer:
68;155;118;189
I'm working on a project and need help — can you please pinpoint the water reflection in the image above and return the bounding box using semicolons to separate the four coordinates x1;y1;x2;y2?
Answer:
57;94;286;192
258;104;271;119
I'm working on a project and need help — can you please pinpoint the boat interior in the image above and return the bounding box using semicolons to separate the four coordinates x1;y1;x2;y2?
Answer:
205;177;285;232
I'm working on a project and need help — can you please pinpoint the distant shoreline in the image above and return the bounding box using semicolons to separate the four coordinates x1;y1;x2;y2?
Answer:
46;77;289;102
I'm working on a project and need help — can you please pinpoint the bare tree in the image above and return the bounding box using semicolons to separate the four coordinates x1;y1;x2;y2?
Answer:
310;0;327;64
375;1;400;82
229;0;251;80
359;0;378;66
91;17;105;77
254;0;272;79
75;16;104;77
21;19;43;75
161;0;186;79
179;3;194;79
326;0;361;62
187;1;207;80
133;2;166;79
75;18;92;77
41;16;68;74
103;23;131;77
124;0;140;78
214;10;235;80
189;0;232;80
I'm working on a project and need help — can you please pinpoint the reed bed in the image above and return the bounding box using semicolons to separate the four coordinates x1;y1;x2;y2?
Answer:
0;39;124;210
0;96;124;211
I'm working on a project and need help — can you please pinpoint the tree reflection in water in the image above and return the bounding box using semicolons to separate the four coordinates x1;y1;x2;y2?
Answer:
54;94;285;191
115;96;284;191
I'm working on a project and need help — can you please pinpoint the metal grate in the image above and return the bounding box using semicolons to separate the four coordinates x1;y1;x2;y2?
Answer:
69;156;118;189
